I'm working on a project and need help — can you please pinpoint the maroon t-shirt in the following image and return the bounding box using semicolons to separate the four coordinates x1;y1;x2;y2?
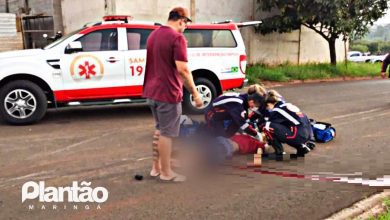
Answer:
142;26;188;104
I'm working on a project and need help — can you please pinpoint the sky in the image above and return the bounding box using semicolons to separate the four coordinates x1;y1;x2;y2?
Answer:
375;9;390;25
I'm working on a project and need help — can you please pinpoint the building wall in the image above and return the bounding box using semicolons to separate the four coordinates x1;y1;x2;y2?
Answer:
61;0;191;34
0;0;63;34
114;0;190;23
28;0;53;15
3;0;347;64
247;26;346;65
61;0;106;34
195;0;253;23
52;0;62;32
0;13;23;51
249;0;346;64
0;0;23;14
0;0;53;15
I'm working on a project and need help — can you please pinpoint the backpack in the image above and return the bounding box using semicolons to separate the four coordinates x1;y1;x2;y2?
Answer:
310;120;336;143
179;115;200;138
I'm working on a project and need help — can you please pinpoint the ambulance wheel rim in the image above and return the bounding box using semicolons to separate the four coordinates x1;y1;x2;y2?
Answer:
4;89;37;119
191;85;212;109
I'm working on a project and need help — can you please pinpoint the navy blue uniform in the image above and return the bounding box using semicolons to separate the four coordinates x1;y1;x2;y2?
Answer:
205;93;257;138
262;101;311;154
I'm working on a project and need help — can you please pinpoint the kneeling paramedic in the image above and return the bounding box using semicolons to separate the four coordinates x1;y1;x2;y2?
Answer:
205;92;265;138
260;93;312;159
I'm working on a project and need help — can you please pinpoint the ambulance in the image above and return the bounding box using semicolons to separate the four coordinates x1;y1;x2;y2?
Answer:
0;16;259;124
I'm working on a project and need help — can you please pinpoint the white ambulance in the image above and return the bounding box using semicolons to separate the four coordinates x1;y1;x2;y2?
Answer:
0;16;257;124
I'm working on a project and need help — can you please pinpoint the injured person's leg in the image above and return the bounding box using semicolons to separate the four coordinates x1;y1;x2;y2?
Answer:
215;134;266;159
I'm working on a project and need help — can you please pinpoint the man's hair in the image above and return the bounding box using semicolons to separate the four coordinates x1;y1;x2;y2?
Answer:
168;7;191;22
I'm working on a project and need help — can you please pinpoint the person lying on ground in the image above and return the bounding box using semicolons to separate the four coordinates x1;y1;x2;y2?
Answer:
216;134;266;158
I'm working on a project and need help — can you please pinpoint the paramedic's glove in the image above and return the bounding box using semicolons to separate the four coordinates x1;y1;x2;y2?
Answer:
193;94;203;108
244;125;258;137
257;123;265;131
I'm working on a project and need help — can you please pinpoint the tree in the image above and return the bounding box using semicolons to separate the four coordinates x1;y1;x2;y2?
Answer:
350;44;369;52
256;0;388;65
367;41;380;54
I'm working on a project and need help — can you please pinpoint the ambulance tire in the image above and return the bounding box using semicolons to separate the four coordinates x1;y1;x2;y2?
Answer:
0;80;47;125
183;78;216;114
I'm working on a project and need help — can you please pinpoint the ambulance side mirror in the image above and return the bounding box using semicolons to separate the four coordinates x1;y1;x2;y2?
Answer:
65;41;83;54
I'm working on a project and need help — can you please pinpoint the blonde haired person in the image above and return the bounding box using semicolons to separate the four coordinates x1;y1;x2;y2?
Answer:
247;84;284;102
247;84;267;96
260;93;312;160
247;85;284;125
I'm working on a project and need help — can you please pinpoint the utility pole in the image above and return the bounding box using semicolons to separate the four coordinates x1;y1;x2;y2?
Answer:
5;0;9;13
24;0;29;11
190;0;196;22
298;26;302;65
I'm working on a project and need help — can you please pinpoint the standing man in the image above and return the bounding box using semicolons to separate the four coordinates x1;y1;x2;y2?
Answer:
143;7;203;182
381;53;390;79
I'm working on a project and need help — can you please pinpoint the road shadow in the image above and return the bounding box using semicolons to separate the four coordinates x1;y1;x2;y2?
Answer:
0;103;152;126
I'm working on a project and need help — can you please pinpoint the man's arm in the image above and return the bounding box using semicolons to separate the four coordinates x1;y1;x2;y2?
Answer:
176;61;202;107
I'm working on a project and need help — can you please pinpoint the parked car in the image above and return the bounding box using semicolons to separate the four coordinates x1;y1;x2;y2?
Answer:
369;53;388;63
0;15;259;125
347;51;372;63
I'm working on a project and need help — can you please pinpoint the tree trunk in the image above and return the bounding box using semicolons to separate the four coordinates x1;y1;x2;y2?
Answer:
328;38;337;65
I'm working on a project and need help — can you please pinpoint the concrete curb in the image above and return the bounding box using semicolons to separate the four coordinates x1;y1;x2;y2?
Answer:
259;76;383;88
325;190;390;220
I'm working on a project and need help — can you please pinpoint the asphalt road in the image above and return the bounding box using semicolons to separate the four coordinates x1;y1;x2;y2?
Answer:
1;79;390;220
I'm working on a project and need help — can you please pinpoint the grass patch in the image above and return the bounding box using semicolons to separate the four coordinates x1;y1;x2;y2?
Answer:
246;62;382;83
369;198;390;220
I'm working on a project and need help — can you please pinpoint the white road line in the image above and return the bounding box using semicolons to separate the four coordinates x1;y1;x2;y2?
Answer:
136;157;153;161
334;111;390;127
332;108;384;119
333;175;390;187
0;170;53;185
27;131;116;160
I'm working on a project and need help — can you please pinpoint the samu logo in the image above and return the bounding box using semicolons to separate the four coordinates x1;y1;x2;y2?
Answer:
22;181;109;203
70;55;104;81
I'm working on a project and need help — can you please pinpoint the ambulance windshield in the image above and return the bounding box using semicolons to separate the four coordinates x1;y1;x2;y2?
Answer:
44;28;85;50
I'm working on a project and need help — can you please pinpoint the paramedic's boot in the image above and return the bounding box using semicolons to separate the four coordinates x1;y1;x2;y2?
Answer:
296;144;311;157
271;140;286;161
306;141;316;150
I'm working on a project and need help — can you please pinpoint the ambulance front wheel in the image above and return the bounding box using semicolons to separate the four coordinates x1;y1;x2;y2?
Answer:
183;78;216;114
0;80;47;125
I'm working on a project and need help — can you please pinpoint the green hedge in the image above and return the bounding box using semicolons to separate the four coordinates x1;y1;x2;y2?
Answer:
246;62;382;83
350;40;390;54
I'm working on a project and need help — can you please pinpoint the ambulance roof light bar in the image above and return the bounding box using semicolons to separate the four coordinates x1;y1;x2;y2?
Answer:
212;20;233;24
237;21;262;28
211;20;262;28
103;15;134;23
